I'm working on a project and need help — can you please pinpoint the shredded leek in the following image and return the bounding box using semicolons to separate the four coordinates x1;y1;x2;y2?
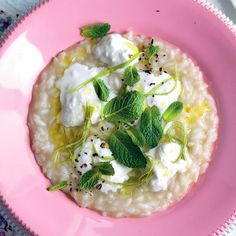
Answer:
120;155;154;194
165;121;188;162
47;180;68;191
52;103;95;164
145;77;177;97
67;52;143;94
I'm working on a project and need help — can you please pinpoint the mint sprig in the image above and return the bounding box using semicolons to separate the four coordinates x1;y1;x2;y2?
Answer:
126;127;145;147
78;169;101;191
108;130;147;168
103;91;145;123
162;101;183;122
146;44;159;61
93;79;110;101
140;106;163;148
80;23;111;38
124;66;140;86
93;162;115;176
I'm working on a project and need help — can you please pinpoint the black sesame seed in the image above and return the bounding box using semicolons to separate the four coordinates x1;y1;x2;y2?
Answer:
92;153;98;157
69;188;72;192
150;38;154;45
90;139;93;142
152;95;155;98
143;69;152;74
84;152;88;155
149;82;155;86
100;143;106;148
159;67;162;72
96;184;102;190
101;126;105;131
75;159;78;162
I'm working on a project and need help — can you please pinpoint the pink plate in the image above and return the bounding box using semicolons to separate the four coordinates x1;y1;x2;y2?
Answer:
0;0;236;235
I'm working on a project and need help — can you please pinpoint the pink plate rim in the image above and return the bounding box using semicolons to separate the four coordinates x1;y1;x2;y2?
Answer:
0;1;236;235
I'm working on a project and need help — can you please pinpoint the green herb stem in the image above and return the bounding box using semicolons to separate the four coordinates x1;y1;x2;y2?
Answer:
145;77;177;97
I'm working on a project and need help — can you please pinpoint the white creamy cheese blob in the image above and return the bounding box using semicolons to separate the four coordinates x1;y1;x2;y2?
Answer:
57;63;106;127
133;72;181;113
147;142;192;192
94;33;138;66
75;137;131;193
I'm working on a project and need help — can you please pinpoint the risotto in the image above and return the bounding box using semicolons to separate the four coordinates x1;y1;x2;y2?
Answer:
28;23;218;217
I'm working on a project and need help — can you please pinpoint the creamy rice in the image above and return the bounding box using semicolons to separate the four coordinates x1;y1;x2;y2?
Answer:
28;32;218;217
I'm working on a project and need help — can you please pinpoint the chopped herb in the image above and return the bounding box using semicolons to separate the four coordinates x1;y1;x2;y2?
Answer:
93;162;115;176
126;127;145;147
93;79;110;101
80;23;111;38
140;106;163;148
103;91;145;123
108;130;147;168
123;66;140;86
162;101;183;122
145;44;159;61
78;169;101;191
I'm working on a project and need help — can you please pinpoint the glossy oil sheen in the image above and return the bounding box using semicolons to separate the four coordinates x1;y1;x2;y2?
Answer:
0;0;236;235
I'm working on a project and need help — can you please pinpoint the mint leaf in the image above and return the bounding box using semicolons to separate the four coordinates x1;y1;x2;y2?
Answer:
140;106;163;148
108;130;147;168
126;127;145;147
80;23;111;38
78;169;101;191
103;91;144;123
124;66;140;86
93;162;114;176
93;79;110;101
162;101;183;122
47;181;68;191
146;45;159;61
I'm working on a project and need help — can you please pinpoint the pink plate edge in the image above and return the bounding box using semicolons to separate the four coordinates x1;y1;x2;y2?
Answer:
0;0;236;235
